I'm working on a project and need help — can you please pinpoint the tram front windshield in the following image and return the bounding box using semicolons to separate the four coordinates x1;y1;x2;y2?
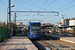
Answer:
31;24;40;32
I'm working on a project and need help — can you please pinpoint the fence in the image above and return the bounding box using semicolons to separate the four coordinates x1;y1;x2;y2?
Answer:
0;26;7;42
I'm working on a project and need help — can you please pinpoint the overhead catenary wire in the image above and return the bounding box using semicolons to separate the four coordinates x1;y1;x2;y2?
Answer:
37;0;55;21
38;0;48;10
19;0;39;7
16;14;32;20
41;13;59;22
60;5;75;12
39;0;74;21
32;0;48;20
14;0;50;21
15;14;42;16
14;0;32;11
55;0;75;11
43;15;57;21
13;0;57;23
43;0;55;10
66;11;75;16
18;0;49;10
42;15;50;20
36;0;55;22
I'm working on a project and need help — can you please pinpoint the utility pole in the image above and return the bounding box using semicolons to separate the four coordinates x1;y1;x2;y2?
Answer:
15;13;16;25
9;0;11;38
7;7;9;40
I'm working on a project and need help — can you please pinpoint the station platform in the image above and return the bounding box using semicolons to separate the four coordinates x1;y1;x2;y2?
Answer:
42;34;75;44
0;33;38;50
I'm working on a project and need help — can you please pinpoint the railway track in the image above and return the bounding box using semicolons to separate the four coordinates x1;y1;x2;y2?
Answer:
52;40;75;48
31;35;75;50
38;40;75;50
32;37;75;50
33;40;75;50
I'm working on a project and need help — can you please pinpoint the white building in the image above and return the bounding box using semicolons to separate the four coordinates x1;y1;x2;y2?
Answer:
69;20;75;26
62;19;69;26
16;22;25;31
16;22;22;25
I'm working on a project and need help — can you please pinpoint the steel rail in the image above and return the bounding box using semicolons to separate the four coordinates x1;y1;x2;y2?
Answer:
39;40;56;50
50;40;75;50
57;40;75;45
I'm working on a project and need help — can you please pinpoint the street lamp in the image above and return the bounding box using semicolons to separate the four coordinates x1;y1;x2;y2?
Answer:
7;5;15;40
7;5;15;27
62;14;65;33
11;5;15;7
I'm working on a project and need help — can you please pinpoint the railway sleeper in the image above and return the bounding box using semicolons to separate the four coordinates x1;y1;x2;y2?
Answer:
44;41;65;48
33;41;49;50
38;41;57;50
56;40;75;48
42;41;73;50
50;40;75;50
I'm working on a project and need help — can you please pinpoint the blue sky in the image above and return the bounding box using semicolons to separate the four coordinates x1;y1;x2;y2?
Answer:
0;0;75;24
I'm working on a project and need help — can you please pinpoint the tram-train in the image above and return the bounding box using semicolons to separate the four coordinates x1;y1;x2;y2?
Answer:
27;22;41;39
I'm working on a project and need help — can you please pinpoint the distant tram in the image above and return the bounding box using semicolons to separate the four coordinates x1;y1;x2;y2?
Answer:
28;22;41;39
